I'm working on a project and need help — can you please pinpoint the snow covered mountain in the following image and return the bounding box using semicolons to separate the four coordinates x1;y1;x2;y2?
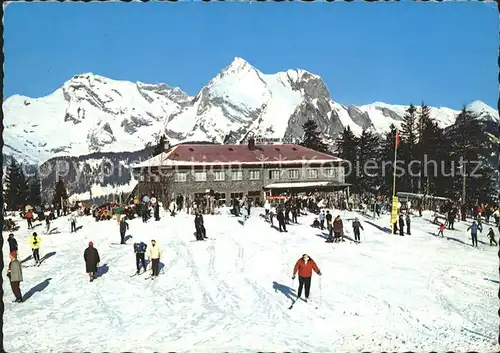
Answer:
4;57;499;166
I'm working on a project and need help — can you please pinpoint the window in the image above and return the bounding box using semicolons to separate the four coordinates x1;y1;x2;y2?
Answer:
230;192;244;200
324;168;336;178
288;169;299;179
269;170;281;180
175;172;187;182
306;168;318;179
213;171;225;181
249;170;261;180
194;171;207;182
232;170;243;181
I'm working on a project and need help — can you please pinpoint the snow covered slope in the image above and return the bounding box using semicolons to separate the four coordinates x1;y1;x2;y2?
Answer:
4;208;497;351
4;57;498;165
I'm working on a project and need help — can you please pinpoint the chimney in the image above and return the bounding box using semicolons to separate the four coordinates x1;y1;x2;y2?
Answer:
248;136;256;151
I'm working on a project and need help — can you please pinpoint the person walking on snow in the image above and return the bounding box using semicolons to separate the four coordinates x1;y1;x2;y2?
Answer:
133;241;148;274
487;227;498;246
194;211;207;241
467;221;482;247
276;208;287;232
352;217;364;243
29;232;41;265
119;218;129;244
319;211;325;230
69;212;77;233
147;239;162;277
84;241;100;282
264;200;271;218
7;252;23;303
333;215;344;243
292;254;322;302
8;233;18;256
437;223;445;237
405;213;411;235
325;211;333;241
398;214;405;236
45;216;51;234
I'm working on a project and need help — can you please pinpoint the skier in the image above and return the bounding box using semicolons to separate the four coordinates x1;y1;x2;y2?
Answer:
169;199;177;216
276;208;287;232
25;209;33;230
264;200;271;218
437;223;445;237
29;232;41;265
325;211;333;241
467;221;482;247
84;241;100;282
45;216;51;234
147;239;162;277
194;211;207;240
8;233;18;256
7;252;23;303
352;217;364;243
319;211;325;230
333;215;344;242
291;205;298;223
119;218;129;244
292;254;322;302
405;213;411;235
398;214;405;236
246;198;252;218
69;212;77;233
133;241;148;274
488;227;498;246
154;202;160;221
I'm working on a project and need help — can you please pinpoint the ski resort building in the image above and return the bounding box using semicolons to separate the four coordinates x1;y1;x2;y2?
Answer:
131;138;349;206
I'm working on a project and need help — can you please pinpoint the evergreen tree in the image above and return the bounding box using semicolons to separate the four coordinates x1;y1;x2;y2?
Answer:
300;120;328;153
153;134;170;157
53;177;68;209
27;170;42;206
400;104;419;192
447;106;493;203
379;125;399;195
337;126;358;187
4;157;28;210
356;128;381;194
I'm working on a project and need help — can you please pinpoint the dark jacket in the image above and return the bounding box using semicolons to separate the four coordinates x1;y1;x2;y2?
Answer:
84;247;100;273
8;237;18;252
134;242;147;254
119;220;129;233
195;214;204;228
352;220;364;231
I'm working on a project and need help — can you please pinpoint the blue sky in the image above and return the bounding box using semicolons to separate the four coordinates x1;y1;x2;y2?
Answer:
4;2;499;109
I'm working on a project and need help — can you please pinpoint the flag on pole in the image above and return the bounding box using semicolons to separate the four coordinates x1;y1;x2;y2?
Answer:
395;129;400;150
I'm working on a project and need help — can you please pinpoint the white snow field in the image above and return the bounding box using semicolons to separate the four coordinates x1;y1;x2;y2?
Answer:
3;208;498;352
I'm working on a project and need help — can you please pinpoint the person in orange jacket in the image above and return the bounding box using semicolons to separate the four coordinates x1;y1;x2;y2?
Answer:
292;254;321;302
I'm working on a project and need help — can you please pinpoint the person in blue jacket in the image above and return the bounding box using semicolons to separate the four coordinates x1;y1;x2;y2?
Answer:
467;221;482;247
133;241;148;274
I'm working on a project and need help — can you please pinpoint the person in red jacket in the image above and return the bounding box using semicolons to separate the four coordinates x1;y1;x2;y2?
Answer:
292;254;321;302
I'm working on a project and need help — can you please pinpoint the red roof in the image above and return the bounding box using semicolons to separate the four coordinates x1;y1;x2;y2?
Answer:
135;144;341;168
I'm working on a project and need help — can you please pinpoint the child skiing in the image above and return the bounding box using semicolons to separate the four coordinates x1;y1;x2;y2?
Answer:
437;223;445;237
29;232;41;265
292;254;322;302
